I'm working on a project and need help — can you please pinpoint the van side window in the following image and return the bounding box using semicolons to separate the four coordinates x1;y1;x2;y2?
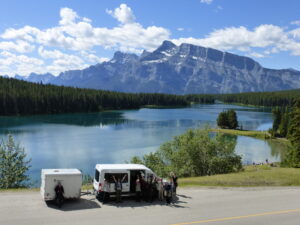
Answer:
95;170;100;182
105;173;128;183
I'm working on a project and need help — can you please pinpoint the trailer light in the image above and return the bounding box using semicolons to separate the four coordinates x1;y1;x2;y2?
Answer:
98;183;102;192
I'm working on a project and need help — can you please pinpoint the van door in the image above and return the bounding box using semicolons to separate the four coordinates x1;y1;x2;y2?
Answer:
129;170;145;193
93;169;100;191
104;172;130;193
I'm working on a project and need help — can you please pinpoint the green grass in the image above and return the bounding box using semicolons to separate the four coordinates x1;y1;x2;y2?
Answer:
82;184;93;190
179;165;300;187
0;187;39;192
211;128;272;140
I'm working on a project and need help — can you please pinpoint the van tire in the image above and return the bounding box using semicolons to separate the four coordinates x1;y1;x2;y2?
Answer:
95;191;100;200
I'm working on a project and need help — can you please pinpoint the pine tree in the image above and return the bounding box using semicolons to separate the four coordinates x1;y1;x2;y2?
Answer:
227;110;238;129
272;107;282;132
0;135;31;188
217;111;229;128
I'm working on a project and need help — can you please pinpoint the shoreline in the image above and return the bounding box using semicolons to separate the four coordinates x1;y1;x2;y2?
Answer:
210;128;289;143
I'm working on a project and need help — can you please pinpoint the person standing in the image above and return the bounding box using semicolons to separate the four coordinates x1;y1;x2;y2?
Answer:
147;175;153;202
171;172;178;195
135;177;141;202
157;178;164;201
102;179;110;204
113;174;127;203
164;179;172;204
54;181;64;208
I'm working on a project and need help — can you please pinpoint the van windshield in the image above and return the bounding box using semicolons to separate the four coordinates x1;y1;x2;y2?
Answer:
105;173;128;183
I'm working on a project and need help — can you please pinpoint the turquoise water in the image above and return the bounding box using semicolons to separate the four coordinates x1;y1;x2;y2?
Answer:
0;104;284;184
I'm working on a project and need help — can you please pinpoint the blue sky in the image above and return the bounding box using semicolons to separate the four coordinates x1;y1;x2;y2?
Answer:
0;0;300;76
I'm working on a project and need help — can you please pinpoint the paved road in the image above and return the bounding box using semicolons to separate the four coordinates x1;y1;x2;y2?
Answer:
1;187;300;225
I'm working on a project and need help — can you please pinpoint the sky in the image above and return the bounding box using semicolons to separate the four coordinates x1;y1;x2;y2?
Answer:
0;0;300;76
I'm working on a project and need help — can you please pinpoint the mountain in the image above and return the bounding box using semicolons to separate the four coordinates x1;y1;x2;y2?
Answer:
14;40;300;94
15;73;55;84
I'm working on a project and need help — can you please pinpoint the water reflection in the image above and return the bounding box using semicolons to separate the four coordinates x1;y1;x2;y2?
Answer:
235;137;285;165
0;103;285;185
0;111;127;130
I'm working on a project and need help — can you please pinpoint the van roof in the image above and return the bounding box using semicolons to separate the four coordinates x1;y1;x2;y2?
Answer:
95;164;152;171
41;169;81;175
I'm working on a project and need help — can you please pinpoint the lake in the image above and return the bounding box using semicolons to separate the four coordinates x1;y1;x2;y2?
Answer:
0;104;286;185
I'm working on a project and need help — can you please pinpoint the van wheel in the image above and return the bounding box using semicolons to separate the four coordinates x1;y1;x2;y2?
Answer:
95;191;100;200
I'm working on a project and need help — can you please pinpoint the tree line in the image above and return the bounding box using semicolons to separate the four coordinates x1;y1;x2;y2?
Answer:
0;77;191;116
268;100;300;167
213;89;300;107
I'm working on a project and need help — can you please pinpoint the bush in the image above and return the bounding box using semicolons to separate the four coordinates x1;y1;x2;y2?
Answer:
0;135;31;188
131;128;242;177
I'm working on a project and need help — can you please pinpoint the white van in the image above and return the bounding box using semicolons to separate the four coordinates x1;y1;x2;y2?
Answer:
93;164;156;199
41;169;82;201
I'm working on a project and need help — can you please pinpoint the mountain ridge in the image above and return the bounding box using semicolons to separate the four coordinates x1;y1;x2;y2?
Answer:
8;40;300;94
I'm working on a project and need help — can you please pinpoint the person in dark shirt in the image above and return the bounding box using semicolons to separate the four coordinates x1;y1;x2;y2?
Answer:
170;172;178;195
54;182;64;208
164;179;172;204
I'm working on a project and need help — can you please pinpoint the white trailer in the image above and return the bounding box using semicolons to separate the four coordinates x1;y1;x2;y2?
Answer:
40;169;82;201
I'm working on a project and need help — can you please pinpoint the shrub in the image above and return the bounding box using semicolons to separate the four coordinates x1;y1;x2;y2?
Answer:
0;135;31;188
131;128;242;177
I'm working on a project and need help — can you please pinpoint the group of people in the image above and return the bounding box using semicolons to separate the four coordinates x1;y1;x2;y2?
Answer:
101;172;178;205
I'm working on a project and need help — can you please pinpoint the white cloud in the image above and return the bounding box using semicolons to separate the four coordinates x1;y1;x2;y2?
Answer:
291;20;300;26
248;52;265;58
200;0;213;4
177;28;184;31
173;24;300;57
0;40;35;53
80;51;109;64
1;26;39;42
106;4;135;24
0;51;44;76
1;6;169;53
59;8;78;26
0;4;171;75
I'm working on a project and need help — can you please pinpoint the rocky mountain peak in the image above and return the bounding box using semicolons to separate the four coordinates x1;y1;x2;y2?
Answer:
156;40;177;52
111;51;139;63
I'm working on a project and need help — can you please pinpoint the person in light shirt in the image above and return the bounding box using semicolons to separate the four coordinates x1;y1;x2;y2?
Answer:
102;179;110;204
135;177;142;202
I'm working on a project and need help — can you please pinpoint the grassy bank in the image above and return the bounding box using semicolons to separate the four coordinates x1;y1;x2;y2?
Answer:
179;165;300;187
0;188;39;192
211;128;272;140
2;166;300;191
